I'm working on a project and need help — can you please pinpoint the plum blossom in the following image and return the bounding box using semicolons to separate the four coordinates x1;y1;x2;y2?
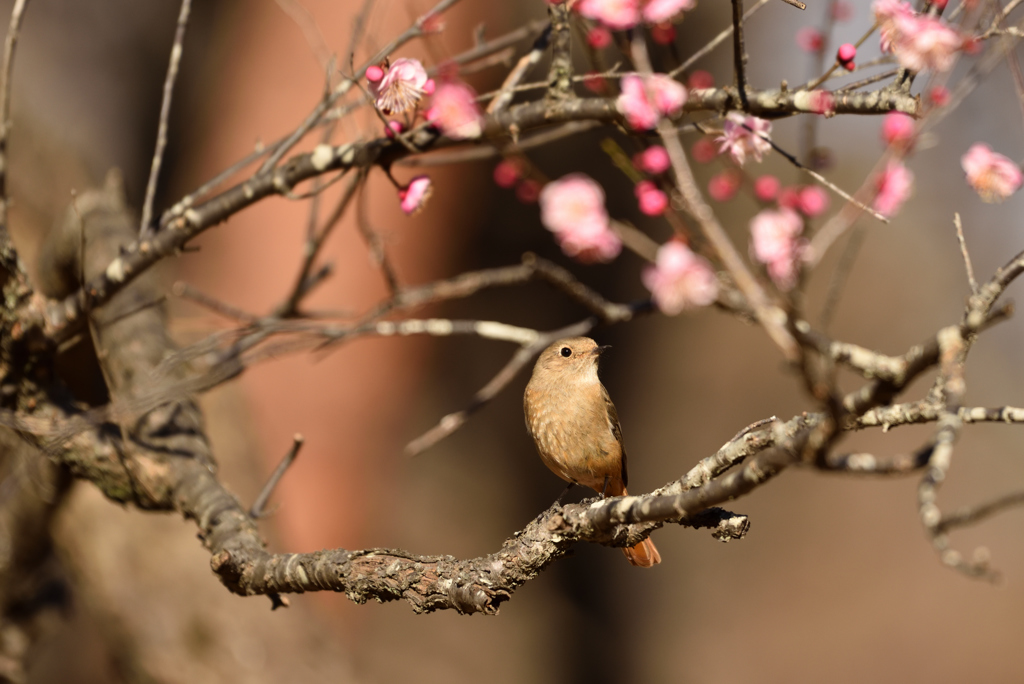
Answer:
750;207;805;291
716;112;772;166
873;160;914;217
617;73;687;130
796;27;824;53
961;144;1023;203
370;58;431;115
426;81;483;140
399;175;433;215
873;0;962;73
577;0;694;30
708;170;741;202
493;159;522;189
539;174;622;263
642;241;718;314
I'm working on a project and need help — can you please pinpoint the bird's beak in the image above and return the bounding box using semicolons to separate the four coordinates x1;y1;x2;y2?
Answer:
592;345;611;356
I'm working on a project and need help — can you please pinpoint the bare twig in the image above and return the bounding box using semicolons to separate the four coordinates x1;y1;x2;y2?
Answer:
953;212;978;294
730;0;750;111
250;434;304;519
0;0;28;275
140;0;191;238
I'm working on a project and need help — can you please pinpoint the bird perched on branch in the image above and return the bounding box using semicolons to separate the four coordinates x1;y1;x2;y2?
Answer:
524;337;661;567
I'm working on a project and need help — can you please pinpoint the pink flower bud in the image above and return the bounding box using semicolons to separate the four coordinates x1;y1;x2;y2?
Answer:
399;175;433;215
516;179;541;204
493;159;522;189
366;65;385;83
881;111;915;150
837;43;856;70
754;175;780;202
797;27;824;53
778;186;800;210
687;70;714;90
708;170;740;202
587;26;613;49
692;138;717;164
797;186;829;217
635;145;671;174
635;181;669;215
929;86;950;107
583;71;608;94
650;22;676;45
384;121;405;138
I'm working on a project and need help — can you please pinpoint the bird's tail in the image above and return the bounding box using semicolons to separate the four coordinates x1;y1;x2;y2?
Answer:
617;485;661;567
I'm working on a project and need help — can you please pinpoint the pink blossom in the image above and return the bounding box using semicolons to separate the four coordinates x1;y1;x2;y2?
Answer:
635;181;669;215
642;241;718;314
874;0;962;73
642;0;695;24
617;74;687;130
635;145;671;174
929;85;950;107
778;186;800;210
754;175;780;202
881;112;916;150
577;0;641;30
708;170;741;202
961;143;1023;203
797;186;830;217
426;81;483;140
371;58;429;115
873;160;914;217
366;65;385;83
750;207;805;291
399;175;433;215
716;112;772;166
539;174;622;263
796;27;824;53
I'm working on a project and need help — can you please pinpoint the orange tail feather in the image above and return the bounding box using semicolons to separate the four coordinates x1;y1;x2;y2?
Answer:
622;537;661;567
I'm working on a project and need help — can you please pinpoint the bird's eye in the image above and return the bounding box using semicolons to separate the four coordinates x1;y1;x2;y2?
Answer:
560;347;572;358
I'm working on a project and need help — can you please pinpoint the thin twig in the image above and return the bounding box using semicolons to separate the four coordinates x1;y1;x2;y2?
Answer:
250;434;305;519
669;0;770;78
0;0;29;275
953;212;978;294
140;0;192;237
730;0;750;111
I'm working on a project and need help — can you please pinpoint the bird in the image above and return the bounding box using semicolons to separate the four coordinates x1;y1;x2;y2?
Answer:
523;336;661;567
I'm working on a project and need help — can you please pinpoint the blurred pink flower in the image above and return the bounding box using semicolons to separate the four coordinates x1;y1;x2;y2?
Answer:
493;159;522;189
426;81;484;140
587;26;613;49
539;174;622;263
577;0;694;29
371;58;429;115
750;207;805;291
831;0;853;21
873;160;914;217
577;0;640;29
635;145;671;174
687;70;714;90
635;181;669;215
642;241;718;314
708;169;741;202
692;138;717;163
798;186;830;217
881;112;916;150
642;0;695;24
399;175;433;215
617;73;687;130
754;175;780;202
796;27;824;53
874;0;962;73
716;112;772;166
961;143;1023;203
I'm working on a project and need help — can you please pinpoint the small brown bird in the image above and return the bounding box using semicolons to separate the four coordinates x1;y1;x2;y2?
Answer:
524;337;661;568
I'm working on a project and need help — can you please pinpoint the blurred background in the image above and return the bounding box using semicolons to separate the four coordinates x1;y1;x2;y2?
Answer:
5;0;1024;681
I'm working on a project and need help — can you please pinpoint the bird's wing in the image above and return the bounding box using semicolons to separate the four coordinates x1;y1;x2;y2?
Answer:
601;382;628;488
